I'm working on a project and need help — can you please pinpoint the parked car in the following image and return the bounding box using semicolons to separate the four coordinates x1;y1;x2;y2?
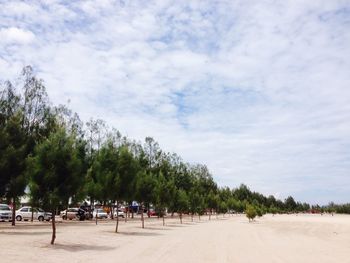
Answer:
60;208;86;220
137;208;148;214
0;204;12;222
113;209;125;218
15;206;52;221
93;208;108;219
80;205;93;220
147;209;157;217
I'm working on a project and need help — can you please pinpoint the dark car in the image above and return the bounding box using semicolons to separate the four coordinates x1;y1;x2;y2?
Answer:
77;208;86;220
80;205;93;220
60;208;87;221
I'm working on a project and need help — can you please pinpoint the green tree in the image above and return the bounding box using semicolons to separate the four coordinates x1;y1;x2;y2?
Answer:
135;171;157;228
227;198;240;214
189;189;202;221
87;141;119;225
28;128;84;244
144;137;161;173
1;67;52;226
206;191;219;220
285;196;297;212
0;111;27;224
269;205;278;216
218;201;228;217
245;205;257;222
155;173;173;226
176;189;189;224
255;206;263;217
115;146;138;232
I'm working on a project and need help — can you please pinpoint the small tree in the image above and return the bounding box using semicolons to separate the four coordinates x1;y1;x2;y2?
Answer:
206;191;218;220
135;171;157;228
189;189;201;221
245;205;257;222
256;206;263;217
87;142;119;226
285;196;297;212
28;128;84;244
197;195;206;221
269;205;278;216
218;201;227;217
0;111;28;225
115;146;138;232
155;174;172;226
177;189;189;224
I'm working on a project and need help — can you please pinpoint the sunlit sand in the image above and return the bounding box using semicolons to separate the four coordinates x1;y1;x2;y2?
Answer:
1;213;349;263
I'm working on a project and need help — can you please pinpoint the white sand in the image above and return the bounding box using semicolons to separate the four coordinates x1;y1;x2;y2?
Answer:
1;213;349;263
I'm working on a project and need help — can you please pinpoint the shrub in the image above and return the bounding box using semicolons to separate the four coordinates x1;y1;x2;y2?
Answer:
245;205;257;222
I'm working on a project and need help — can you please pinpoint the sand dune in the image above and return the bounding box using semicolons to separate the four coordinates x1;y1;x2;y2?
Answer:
1;214;349;263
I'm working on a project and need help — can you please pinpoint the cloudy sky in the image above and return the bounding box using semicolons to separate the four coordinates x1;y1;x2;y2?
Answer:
1;0;350;204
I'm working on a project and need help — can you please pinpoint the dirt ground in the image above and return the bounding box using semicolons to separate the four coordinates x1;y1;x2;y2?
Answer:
1;213;350;263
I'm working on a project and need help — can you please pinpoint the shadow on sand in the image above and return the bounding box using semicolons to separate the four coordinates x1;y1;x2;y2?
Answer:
49;243;115;252
117;231;162;237
0;231;51;236
165;224;189;228
145;227;172;231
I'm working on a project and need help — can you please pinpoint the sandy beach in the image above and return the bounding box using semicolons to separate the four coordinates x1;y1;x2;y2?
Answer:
1;214;349;263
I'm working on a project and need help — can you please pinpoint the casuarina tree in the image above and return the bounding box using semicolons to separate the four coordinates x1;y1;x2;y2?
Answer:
28;128;84;244
135;171;157;228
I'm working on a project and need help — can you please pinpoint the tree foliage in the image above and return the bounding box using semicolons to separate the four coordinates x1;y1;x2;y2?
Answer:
28;128;84;244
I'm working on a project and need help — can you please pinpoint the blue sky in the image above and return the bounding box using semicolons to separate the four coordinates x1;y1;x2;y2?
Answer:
1;0;350;205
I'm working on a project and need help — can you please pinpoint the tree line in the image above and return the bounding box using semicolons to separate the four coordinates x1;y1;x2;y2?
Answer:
1;66;348;244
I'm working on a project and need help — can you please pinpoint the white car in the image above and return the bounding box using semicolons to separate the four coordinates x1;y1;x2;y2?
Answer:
93;208;108;219
113;209;125;218
0;204;12;222
16;206;52;221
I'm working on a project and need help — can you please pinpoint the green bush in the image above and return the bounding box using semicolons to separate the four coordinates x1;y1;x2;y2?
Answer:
245;205;257;222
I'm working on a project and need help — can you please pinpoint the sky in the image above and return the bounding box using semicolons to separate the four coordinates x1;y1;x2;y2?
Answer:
1;0;350;205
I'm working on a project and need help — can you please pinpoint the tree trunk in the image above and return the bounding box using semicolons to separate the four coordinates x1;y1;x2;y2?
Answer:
180;212;182;224
11;198;16;226
191;213;193;222
89;197;93;220
162;215;165;226
141;203;144;229
199;214;201;221
95;208;98;225
115;201;119;233
31;206;34;222
125;208;127;223
51;209;56;245
65;201;69;220
111;203;114;220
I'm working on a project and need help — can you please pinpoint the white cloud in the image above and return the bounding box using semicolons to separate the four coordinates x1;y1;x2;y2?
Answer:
0;27;35;44
0;0;349;204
